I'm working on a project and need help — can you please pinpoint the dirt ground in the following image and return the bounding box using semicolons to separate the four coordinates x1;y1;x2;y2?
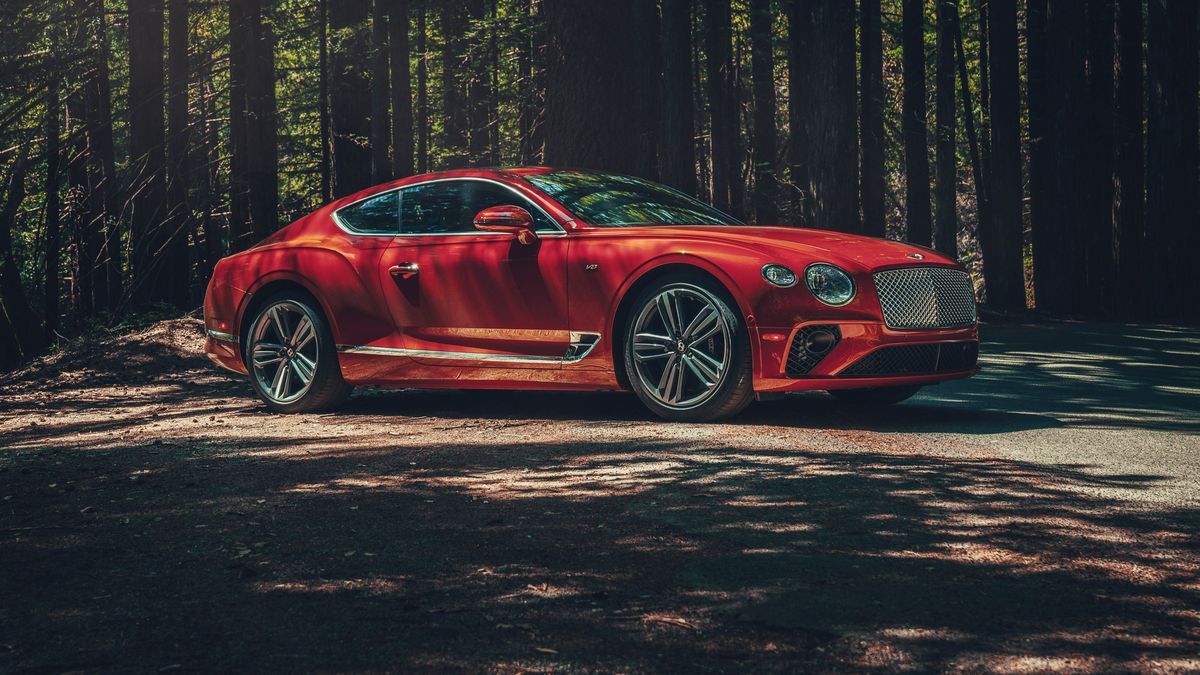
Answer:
2;317;1198;672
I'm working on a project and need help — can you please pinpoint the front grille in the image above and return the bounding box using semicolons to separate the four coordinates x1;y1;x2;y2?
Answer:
873;266;977;330
840;341;979;377
786;325;841;376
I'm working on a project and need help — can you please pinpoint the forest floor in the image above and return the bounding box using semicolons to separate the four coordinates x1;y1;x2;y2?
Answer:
1;317;1198;672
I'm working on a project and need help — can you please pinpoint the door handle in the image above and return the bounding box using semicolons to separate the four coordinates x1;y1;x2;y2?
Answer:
389;262;419;279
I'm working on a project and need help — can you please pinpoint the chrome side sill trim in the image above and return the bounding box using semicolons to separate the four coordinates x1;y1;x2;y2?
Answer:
206;330;238;344
338;332;602;365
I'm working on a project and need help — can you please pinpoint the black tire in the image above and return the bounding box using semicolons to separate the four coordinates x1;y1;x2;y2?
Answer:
622;275;754;422
244;292;352;413
829;385;922;406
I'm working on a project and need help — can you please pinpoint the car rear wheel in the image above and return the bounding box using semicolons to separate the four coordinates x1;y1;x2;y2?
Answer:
623;277;753;422
246;293;352;413
828;385;922;406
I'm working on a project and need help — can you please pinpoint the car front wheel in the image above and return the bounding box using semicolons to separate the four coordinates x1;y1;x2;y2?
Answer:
623;277;753;422
245;293;352;413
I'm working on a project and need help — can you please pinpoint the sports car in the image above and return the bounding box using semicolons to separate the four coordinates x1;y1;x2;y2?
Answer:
203;168;979;421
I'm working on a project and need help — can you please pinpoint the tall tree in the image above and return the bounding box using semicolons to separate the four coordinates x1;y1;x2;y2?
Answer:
127;0;168;306
318;0;331;200
660;0;697;195
705;0;739;213
230;0;279;243
632;0;661;180
1027;0;1050;311
441;2;469;165
986;0;1027;310
43;82;62;336
371;0;391;182
901;0;932;244
1037;0;1088;314
749;0;777;224
416;1;429;173
860;0;885;237
1113;0;1143;314
390;0;414;178
331;0;373;196
163;0;190;306
0;150;43;366
789;1;858;231
542;0;646;174
934;0;958;256
467;0;491;163
1145;0;1199;319
1084;0;1115;314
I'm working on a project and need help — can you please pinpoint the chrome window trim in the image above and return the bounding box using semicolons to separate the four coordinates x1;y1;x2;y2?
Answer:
337;332;601;364
206;329;237;344
331;176;567;237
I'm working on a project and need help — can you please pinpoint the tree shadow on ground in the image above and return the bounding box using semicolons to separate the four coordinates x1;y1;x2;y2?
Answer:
3;426;1198;671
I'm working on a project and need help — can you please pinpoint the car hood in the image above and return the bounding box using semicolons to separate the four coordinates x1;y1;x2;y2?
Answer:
613;225;959;272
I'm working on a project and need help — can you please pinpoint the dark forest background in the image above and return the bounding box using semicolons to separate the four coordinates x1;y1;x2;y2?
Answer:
1;0;1198;369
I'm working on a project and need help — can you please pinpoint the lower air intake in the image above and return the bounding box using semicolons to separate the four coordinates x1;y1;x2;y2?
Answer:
840;341;979;377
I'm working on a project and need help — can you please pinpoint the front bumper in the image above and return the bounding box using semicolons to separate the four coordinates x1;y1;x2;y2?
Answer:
751;321;980;393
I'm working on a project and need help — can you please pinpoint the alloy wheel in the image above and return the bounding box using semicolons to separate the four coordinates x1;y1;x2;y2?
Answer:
630;285;733;409
249;301;320;404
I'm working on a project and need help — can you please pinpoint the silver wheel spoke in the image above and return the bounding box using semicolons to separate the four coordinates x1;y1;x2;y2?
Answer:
634;332;672;348
253;352;284;367
672;357;686;402
691;346;724;374
633;286;732;410
252;302;320;404
271;361;291;399
682;306;717;341
686;353;719;385
635;351;671;363
656;292;680;338
291;318;314;349
691;321;722;344
657;354;679;398
269;306;290;342
291;354;316;383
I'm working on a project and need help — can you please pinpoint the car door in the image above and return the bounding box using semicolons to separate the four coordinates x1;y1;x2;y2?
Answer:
378;178;570;369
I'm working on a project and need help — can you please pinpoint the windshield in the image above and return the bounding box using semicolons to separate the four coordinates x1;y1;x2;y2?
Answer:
522;171;743;227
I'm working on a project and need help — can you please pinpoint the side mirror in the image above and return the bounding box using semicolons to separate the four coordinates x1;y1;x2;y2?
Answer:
473;205;538;245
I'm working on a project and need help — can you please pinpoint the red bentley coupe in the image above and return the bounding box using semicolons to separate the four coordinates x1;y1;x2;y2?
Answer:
203;168;978;421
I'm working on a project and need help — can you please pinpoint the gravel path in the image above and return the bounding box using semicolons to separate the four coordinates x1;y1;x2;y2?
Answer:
1;318;1197;672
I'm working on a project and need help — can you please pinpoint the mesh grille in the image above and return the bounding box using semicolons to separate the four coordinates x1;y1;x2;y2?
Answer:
786;325;841;377
873;267;977;330
840;341;979;377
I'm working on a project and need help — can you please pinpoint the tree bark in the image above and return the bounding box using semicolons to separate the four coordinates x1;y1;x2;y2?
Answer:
43;82;62;337
934;0;958;256
0;149;44;366
390;0;414;178
164;0;190;307
1084;0;1115;315
788;1;858;231
704;0;735;212
85;0;121;311
1113;0;1143;315
467;0;491;163
319;0;331;200
231;0;278;243
128;0;168;306
749;0;777;224
1038;0;1089;315
860;0;885;237
1145;0;1199;319
1027;0;1050;311
416;1;429;173
632;0;661;180
902;0;932;244
542;0;647;175
986;0;1027;310
371;0;391;182
441;1;468;166
660;0;697;195
331;0;373;196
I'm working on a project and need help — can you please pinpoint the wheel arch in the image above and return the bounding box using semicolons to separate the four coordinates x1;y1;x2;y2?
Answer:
609;261;751;391
236;274;334;365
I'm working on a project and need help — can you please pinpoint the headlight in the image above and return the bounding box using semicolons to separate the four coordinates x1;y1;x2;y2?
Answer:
805;263;855;306
760;263;797;288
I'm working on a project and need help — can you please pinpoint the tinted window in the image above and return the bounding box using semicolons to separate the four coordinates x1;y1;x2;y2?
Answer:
335;190;399;234
523;171;742;227
399;180;558;234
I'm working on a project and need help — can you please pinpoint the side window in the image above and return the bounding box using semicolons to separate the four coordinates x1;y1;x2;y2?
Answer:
398;180;558;235
335;191;399;234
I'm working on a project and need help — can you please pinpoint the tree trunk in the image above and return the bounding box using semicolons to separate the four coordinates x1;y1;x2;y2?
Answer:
975;0;992;189
1027;0;1050;311
43;82;62;337
441;1;468;166
985;0;1027;311
749;0;777;224
390;0;414;178
542;0;646;175
416;1;429;173
164;0;190;307
0;150;44;366
231;0;278;242
467;0;491;163
319;0;331;201
128;0;168;306
91;0;121;310
1145;0;1199;319
1113;0;1143;315
331;0;373;196
788;1;858;231
860;0;885;237
934;0;958;256
902;0;932;244
660;0;696;195
632;0;661;180
371;0;391;182
1084;0;1115;315
705;0;736;213
1038;0;1089;315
